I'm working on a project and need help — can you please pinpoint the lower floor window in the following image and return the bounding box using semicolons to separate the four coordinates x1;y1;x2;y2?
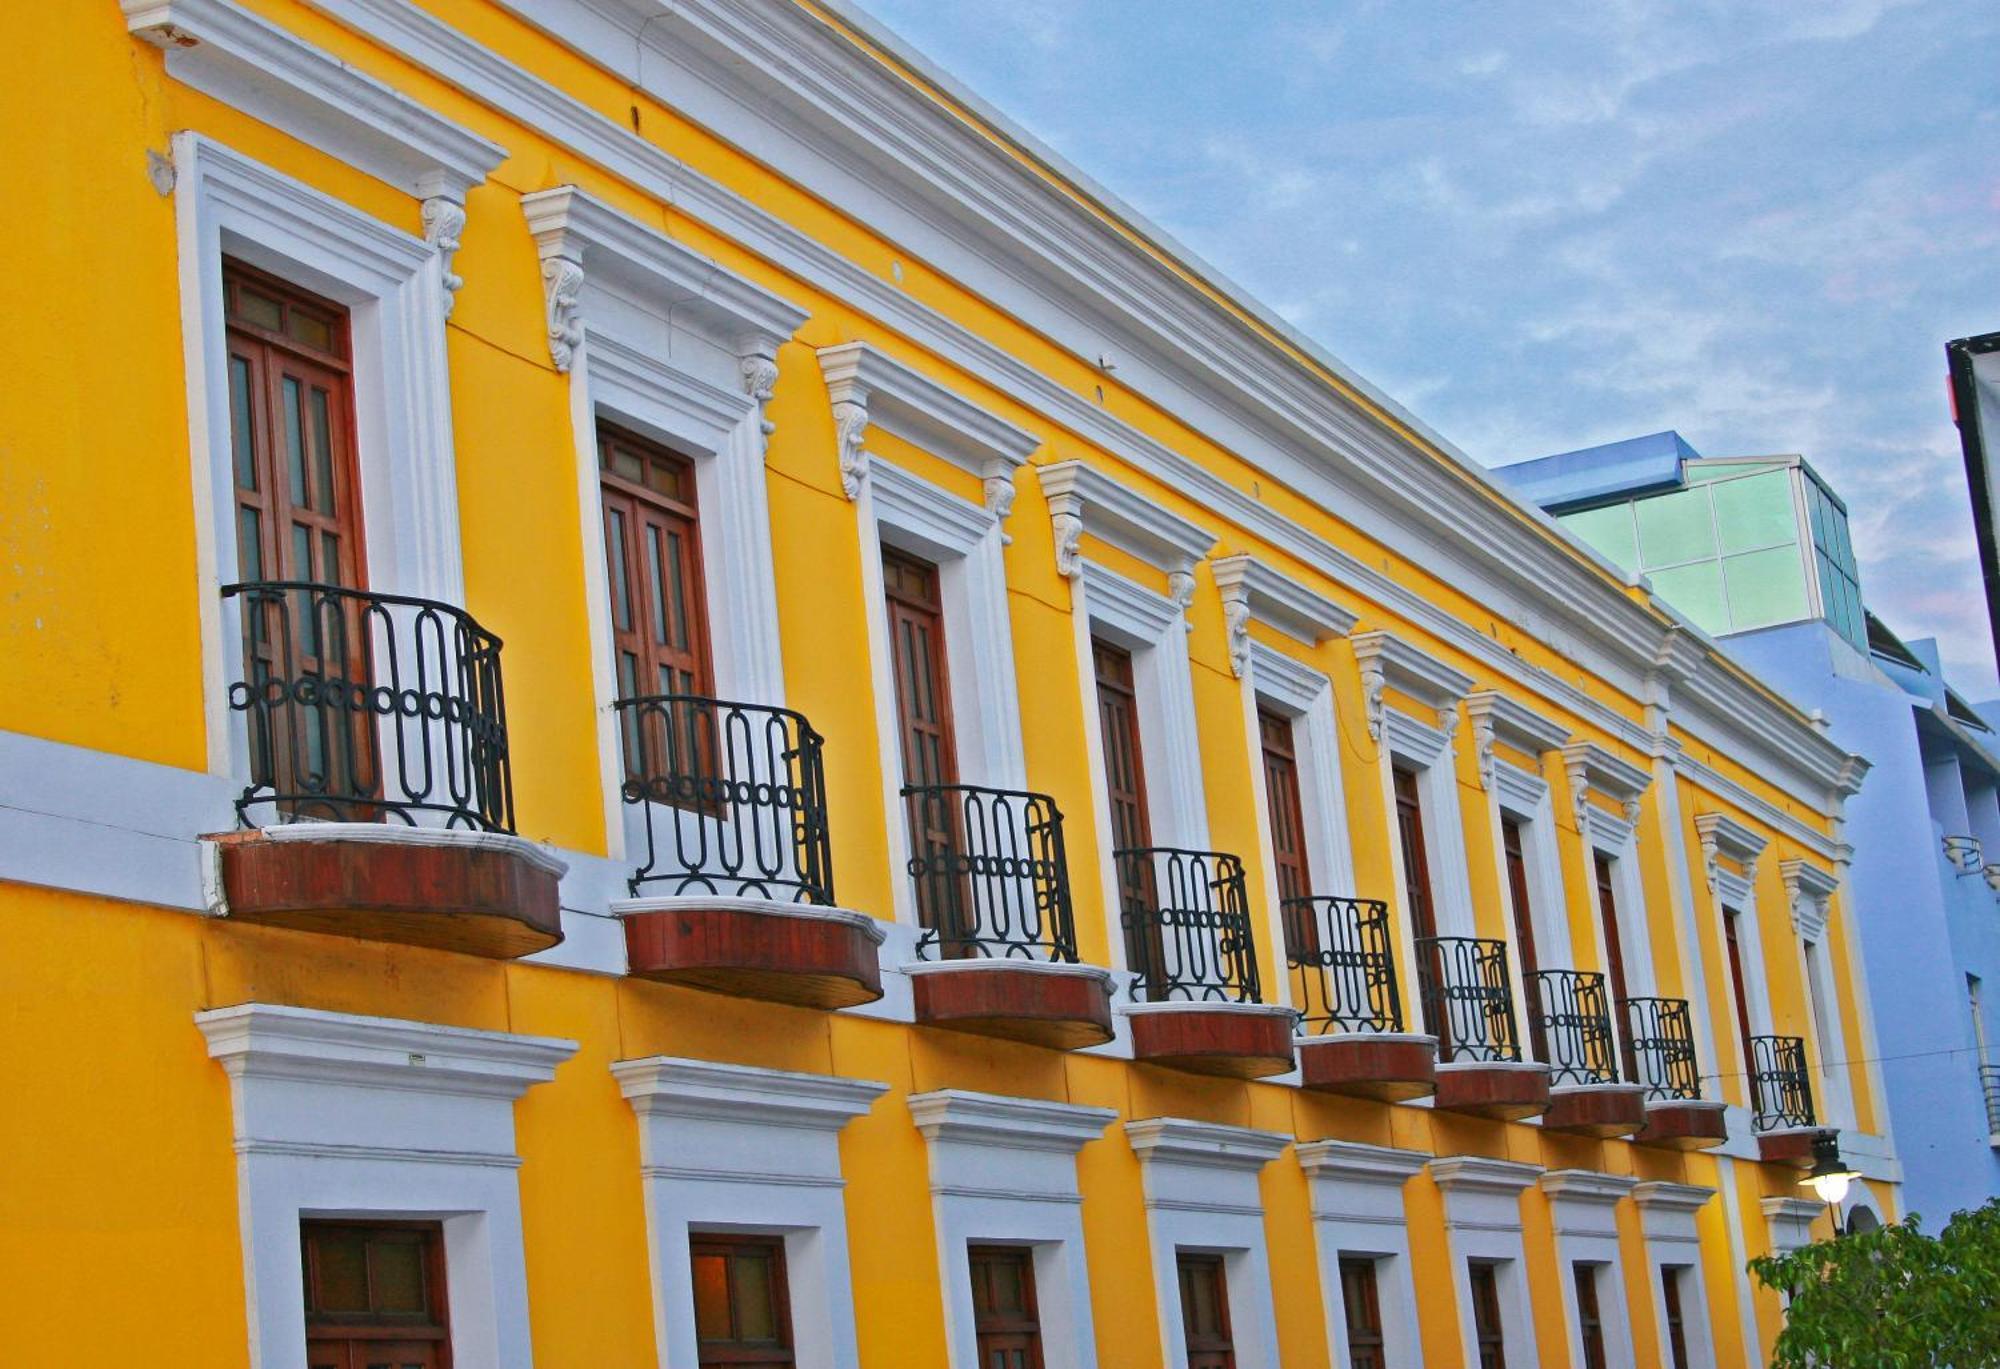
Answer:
1573;1263;1608;1369
1338;1256;1384;1369
1177;1251;1236;1369
301;1220;450;1369
969;1245;1045;1369
691;1234;794;1366
1662;1264;1691;1369
1468;1260;1506;1369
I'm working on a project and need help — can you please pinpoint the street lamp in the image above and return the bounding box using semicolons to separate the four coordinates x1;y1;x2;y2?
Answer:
1799;1130;1861;1235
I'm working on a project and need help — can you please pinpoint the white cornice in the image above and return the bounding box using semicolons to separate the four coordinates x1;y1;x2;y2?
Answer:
612;1056;887;1128
1038;461;1216;604
1211;554;1357;679
1563;741;1652;830
195;1002;576;1099
1427;1155;1542;1195
295;0;1861;815
521;184;808;375
1464;690;1569;792
1779;858;1840;942
125;0;504;204
1695;812;1768;894
1630;1181;1716;1215
819;342;1039;521
907;1089;1115;1154
1294;1140;1429;1187
1538;1170;1638;1206
1123;1118;1290;1171
1351;630;1472;746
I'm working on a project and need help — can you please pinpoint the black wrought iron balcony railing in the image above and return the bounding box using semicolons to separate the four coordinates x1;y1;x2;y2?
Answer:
1623;996;1702;1101
1531;968;1620;1086
904;783;1077;962
1748;1033;1817;1131
1982;1064;2000;1138
1285;896;1402;1034
616;694;834;905
1114;847;1263;1003
1414;936;1522;1063
223;581;513;832
1944;834;1985;874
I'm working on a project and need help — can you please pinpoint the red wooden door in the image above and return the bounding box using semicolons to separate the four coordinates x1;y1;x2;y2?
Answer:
1259;706;1315;955
969;1246;1045;1369
1724;908;1759;1108
1593;850;1637;1078
1573;1264;1608;1369
1502;817;1547;1063
1177;1253;1236;1369
1393;768;1439;941
884;548;971;946
1338;1257;1386;1369
301;1222;450;1369
1468;1261;1507;1369
1094;639;1164;989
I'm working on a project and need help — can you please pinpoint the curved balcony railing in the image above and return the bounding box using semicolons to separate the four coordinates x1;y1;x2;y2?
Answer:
1748;1033;1817;1131
1982;1064;2000;1136
1623;996;1701;1101
904;784;1077;962
1414;936;1521;1063
1944;834;1985;874
1114;847;1262;1003
1285;896;1402;1033
1531;968;1620;1086
223;581;512;831
615;694;834;904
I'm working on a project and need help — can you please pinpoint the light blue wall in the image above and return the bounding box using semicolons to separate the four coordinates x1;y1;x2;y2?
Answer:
1726;621;2000;1221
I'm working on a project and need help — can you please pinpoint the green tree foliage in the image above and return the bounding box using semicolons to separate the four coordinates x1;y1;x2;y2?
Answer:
1749;1201;2000;1366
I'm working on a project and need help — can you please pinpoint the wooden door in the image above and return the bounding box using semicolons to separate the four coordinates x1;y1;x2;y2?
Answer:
1593;850;1636;1079
1467;1261;1507;1369
1502;817;1547;1063
1177;1253;1236;1369
1259;706;1315;955
1338;1257;1386;1369
224;260;371;818
969;1246;1045;1369
301;1221;450;1369
1095;639;1165;989
1661;1266;1691;1369
1393;768;1438;941
1723;908;1758;1108
1573;1265;1608;1369
884;547;971;947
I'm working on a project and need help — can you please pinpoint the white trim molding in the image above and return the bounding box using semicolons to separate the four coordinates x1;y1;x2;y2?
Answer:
1631;1182;1719;1369
1694;813;1768;895
1351;630;1472;747
909;1090;1115;1369
1210;553;1356;679
612;1057;887;1369
169;132;466;779
1779;859;1838;943
1464;690;1570;793
1563;741;1652;835
1295;1141;1427;1369
1540;1170;1640;1369
127;0;504;314
1040;461;1217;615
819;341;1039;526
196;1004;576;1369
1126;1119;1288;1369
1779;858;1854;1128
1429;1156;1543;1369
1760;1195;1824;1257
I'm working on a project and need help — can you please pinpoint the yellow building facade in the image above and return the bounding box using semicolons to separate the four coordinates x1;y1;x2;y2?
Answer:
1;2;1895;1366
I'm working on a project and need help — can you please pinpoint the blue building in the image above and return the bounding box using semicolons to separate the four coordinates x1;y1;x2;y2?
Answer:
1500;432;2000;1223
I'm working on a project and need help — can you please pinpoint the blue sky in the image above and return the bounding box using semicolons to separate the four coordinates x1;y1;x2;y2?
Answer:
853;0;2000;695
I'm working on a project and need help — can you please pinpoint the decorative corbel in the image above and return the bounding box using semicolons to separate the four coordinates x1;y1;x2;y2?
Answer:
420;196;467;318
541;254;585;373
1439;704;1460;748
1564;753;1592;829
1218;583;1252;679
983;462;1017;543
832;400;869;500
1470;711;1497;791
1622;796;1644;828
1051;509;1083;580
1167;570;1197;631
1360;658;1386;747
1698;828;1720;895
738;347;780;437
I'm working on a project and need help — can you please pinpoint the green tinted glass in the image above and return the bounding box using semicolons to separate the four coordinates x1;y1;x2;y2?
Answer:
1636;488;1715;567
1710;471;1797;554
1561;504;1639;572
1721;546;1809;628
1646;560;1729;635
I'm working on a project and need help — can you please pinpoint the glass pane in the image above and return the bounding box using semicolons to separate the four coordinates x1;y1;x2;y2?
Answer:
292;525;313;585
283;377;307;507
691;1252;732;1340
1560;504;1638;572
290;309;333;352
614;449;643;483
230;355;258;491
646;526;670;646
1635;488;1715;567
238;287;282;331
731;1252;776;1342
1646;561;1729;636
239;507;264;580
313;1230;370;1313
1722;546;1810;629
310;387;335;516
607;509;632;631
1710;471;1796;553
369;1239;425;1314
666;531;691;651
